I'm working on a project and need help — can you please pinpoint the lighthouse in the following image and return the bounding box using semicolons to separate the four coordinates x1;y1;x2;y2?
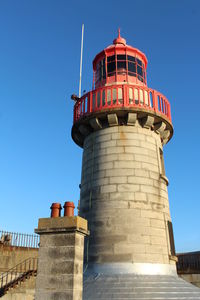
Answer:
71;31;200;299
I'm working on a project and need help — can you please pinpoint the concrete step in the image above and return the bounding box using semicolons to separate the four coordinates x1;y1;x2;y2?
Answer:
83;274;200;300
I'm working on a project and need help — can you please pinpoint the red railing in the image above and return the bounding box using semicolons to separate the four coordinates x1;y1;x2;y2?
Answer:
73;84;171;123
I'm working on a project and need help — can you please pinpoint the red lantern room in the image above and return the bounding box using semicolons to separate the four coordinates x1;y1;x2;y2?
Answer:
71;31;173;147
93;29;147;89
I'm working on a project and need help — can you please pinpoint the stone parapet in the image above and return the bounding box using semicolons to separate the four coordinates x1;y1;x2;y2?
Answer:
36;216;88;235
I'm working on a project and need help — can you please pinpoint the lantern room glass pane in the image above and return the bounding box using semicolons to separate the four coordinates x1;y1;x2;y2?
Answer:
117;54;126;61
117;61;126;73
95;58;106;83
128;62;136;74
107;62;116;75
137;65;143;76
107;55;115;62
127;55;135;62
136;58;142;66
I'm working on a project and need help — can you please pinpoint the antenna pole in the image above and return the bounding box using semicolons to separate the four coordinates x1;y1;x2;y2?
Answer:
79;24;84;98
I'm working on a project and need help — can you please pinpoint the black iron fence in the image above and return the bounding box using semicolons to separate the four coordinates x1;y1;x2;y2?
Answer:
177;251;200;274
0;230;39;248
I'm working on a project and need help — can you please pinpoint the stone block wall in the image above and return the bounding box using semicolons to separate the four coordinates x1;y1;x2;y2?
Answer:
2;276;36;300
80;124;175;266
0;245;38;299
35;232;85;300
35;216;88;300
179;274;200;288
0;245;38;273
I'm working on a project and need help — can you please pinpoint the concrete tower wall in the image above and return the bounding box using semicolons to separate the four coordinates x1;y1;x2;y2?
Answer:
80;124;175;267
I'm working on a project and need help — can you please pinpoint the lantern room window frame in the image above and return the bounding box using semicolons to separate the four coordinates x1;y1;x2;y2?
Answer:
94;51;147;88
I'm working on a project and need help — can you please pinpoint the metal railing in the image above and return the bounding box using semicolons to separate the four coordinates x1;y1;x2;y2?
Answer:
73;84;171;123
177;252;200;274
0;230;39;248
0;257;38;296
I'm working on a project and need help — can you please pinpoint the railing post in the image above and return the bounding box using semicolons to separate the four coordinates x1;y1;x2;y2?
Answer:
89;91;92;113
138;88;141;105
168;103;172;121
123;85;127;106
153;90;158;112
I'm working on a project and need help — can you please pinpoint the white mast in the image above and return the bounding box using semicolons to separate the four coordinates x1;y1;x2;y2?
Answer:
79;24;84;98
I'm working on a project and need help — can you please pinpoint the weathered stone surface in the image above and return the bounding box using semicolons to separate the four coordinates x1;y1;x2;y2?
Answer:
107;113;118;126
36;216;88;234
35;218;88;300
0;245;38;273
100;184;117;193
127;112;137;125
80;125;173;266
2;275;36;300
154;121;166;134
180;274;200;288
78;124;91;136
142;115;154;128
89;117;102;130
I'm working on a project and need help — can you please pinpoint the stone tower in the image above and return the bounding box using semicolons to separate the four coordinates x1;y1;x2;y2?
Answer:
72;30;176;276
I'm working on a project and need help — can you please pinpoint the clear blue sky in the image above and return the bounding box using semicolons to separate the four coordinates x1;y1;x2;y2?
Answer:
0;0;199;253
